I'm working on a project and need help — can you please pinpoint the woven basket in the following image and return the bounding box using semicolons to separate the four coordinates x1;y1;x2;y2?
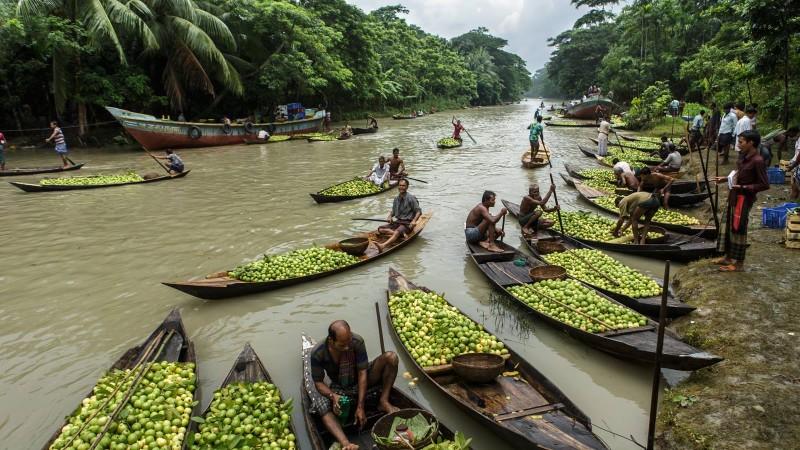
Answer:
529;265;567;282
536;240;565;254
339;237;369;256
451;353;504;383
371;408;440;450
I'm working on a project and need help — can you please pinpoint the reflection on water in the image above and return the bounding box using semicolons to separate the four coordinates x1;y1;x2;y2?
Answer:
0;100;670;449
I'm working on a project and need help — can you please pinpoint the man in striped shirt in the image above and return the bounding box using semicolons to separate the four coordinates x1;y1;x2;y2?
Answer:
45;121;70;168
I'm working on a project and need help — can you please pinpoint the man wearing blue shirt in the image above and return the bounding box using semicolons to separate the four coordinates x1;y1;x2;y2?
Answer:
689;110;705;151
717;103;738;163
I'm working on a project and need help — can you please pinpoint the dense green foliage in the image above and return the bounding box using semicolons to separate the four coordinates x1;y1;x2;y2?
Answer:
0;1;529;132
545;0;800;127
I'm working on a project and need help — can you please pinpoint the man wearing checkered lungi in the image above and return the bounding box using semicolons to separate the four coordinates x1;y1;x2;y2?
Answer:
714;130;769;272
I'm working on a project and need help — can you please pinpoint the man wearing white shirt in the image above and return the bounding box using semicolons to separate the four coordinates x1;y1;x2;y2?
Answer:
787;133;800;200
734;107;757;154
717;103;738;163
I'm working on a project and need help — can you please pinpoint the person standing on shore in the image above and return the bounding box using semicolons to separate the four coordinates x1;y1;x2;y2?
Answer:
45;121;70;168
717;103;737;164
705;103;720;145
713;130;769;272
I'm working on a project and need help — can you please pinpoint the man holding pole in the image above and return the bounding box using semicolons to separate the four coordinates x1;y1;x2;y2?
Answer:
151;149;185;174
528;116;545;156
518;183;559;236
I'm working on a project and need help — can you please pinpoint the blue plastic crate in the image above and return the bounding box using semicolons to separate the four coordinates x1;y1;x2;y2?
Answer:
762;202;800;228
767;167;785;184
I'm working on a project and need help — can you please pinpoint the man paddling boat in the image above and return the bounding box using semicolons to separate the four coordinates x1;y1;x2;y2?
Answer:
465;190;507;252
612;192;662;244
376;179;421;252
365;156;390;187
387;147;406;180
528;116;545;155
152;149;185;174
518;183;559;236
45;121;70;168
310;320;400;450
452;118;465;141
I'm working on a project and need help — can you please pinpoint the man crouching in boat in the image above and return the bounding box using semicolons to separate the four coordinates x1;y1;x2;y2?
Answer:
611;192;662;244
311;320;400;450
465;190;507;252
151;149;185;174
376;179;421;253
518;183;559;236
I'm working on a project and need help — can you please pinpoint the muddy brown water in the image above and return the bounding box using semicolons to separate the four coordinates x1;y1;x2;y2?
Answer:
0;101;686;449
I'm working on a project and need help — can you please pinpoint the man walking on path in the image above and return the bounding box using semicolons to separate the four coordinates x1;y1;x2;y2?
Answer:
45;121;70;168
717;103;737;164
713;130;769;272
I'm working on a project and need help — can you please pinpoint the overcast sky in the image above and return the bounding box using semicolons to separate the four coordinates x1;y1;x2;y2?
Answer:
347;0;595;74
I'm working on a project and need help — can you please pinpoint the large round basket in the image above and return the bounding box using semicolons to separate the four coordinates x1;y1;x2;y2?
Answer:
529;265;567;282
339;237;369;256
370;408;440;450
536;240;565;254
451;353;504;383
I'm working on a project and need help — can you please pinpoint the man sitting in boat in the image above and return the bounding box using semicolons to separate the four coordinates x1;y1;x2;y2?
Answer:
654;146;682;174
152;150;185;174
257;128;271;141
465;190;507;253
310;320;400;450
637;167;673;209
387;148;406;181
652;135;676;160
339;124;353;139
365;156;390;187
612;192;662;245
518;183;559;236
451;118;465;141
376;179;421;252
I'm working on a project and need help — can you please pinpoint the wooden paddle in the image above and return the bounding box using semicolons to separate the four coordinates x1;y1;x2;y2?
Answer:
549;173;565;233
143;148;172;174
454;116;477;144
542;142;553;168
352;218;390;223
404;176;428;184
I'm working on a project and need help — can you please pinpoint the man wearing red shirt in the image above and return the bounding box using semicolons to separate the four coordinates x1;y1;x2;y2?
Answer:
713;130;769;272
451;118;464;141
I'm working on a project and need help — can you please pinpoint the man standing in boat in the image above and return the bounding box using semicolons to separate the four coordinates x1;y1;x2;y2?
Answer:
465;190;507;253
376;178;421;253
518;183;559;236
713;130;769;272
151;149;185;174
310;320;400;450
45;121;70;168
597;119;611;157
387;148;406;181
451;118;464;141
528;116;545;156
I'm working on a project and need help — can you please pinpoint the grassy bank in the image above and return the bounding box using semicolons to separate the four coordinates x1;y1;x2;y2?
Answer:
656;156;799;449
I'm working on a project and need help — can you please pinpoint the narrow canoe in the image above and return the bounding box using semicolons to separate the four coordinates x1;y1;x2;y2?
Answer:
301;334;459;450
392;115;416;120
521;150;549;169
163;213;432;299
564;163;706;195
41;309;198;450
310;179;398;204
582;143;663;166
619;134;690;155
519;230;695;318
503;200;719;262
465;242;719;371
352;127;378;135
9;170;190;192
386;269;607;449
572;180;717;239
0;163;84;177
544;121;597;128
437;138;463;149
590;136;660;152
188;343;297;448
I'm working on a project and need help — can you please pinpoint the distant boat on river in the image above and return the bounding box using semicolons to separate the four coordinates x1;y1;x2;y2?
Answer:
564;96;619;120
106;106;326;150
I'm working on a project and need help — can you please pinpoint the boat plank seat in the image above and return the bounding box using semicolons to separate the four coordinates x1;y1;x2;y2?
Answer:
466;241;516;263
443;376;550;416
494;403;564;421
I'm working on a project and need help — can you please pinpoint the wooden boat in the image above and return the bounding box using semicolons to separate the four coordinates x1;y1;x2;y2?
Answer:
465;244;720;371
163;213;432;299
352;126;378;135
437;138;463;149
307;135;340;142
564;96;619;120
41;309;198;450
544;120;596;128
0;163;84;177
106;106;325;150
521;150;549;169
519;231;695;318
189;343;297;446
244;135;292;145
301;334;460;450
564;163;706;195
590;136;659;151
582;142;663;166
572;181;717;238
310;179;398;204
392;114;416;120
9;170;190;193
503;200;718;262
386;269;607;449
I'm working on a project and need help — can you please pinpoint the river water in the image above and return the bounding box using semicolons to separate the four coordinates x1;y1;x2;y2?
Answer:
0;101;679;449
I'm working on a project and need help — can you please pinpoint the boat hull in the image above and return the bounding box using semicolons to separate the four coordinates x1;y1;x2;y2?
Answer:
565;98;619;120
0;163;84;177
106;106;325;150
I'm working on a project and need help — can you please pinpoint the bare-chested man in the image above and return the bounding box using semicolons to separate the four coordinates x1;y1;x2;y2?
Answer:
637;167;673;209
518;183;559;236
387;147;406;180
465;190;507;252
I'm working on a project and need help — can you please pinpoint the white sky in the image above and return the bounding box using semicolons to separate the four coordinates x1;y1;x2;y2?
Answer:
347;0;597;73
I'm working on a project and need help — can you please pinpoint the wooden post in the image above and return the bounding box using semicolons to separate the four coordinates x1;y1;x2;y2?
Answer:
697;143;720;235
375;302;385;354
647;261;670;450
549;173;565;233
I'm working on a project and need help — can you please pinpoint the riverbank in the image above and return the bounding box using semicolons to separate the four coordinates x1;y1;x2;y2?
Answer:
656;157;799;449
